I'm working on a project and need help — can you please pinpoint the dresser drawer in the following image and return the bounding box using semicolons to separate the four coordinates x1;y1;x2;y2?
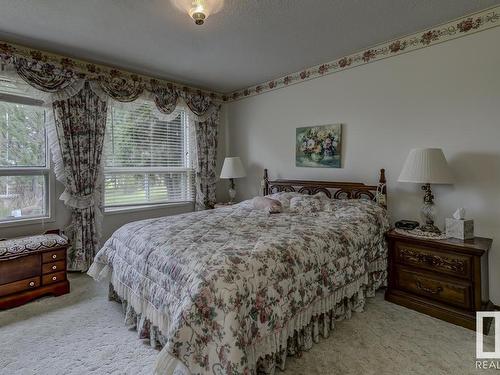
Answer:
0;254;41;284
42;249;66;263
395;242;471;279
42;271;66;286
42;260;65;275
0;276;40;297
396;267;472;309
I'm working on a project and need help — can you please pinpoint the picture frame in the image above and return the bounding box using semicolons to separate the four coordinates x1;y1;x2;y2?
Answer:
296;124;342;168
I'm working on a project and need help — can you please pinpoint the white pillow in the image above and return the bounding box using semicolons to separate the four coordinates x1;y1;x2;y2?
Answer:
252;197;283;213
266;192;303;209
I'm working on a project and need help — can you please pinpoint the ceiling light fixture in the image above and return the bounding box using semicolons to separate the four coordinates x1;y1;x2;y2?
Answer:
172;0;224;25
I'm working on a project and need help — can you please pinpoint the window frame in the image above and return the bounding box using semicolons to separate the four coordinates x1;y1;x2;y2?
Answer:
0;96;55;227
102;105;195;212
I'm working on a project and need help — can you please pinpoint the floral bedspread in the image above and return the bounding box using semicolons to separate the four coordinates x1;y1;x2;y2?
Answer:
89;197;389;375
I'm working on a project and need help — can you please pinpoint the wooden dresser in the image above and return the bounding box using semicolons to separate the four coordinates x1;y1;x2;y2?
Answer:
385;229;492;332
0;230;70;309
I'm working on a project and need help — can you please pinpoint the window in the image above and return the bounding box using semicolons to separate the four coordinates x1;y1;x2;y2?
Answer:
103;100;194;210
0;92;51;224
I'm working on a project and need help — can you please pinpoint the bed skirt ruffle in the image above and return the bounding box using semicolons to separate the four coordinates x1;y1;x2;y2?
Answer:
88;257;387;375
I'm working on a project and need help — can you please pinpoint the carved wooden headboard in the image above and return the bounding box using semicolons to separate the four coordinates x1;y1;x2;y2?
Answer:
262;168;387;208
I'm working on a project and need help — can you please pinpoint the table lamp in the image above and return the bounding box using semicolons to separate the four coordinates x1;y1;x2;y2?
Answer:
220;157;246;203
398;148;454;234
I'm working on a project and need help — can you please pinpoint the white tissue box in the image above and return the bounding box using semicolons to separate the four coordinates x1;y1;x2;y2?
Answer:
445;218;474;240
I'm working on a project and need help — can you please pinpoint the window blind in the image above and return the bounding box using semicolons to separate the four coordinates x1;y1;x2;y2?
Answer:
103;101;194;208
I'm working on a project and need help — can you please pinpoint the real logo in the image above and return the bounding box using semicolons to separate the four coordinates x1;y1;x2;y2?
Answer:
475;311;500;370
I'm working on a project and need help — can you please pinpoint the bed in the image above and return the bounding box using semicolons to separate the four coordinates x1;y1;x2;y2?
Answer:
88;169;389;375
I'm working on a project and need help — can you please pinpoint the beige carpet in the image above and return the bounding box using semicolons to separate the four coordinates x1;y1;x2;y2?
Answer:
0;274;495;375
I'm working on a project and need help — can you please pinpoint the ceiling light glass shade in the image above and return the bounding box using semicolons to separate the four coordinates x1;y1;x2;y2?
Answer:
398;148;454;184
171;0;224;25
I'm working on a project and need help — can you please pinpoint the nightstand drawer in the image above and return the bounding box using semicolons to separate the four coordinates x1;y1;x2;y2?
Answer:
0;276;40;297
42;260;65;275
0;254;41;284
395;242;471;279
396;267;472;309
42;271;66;286
42;249;66;263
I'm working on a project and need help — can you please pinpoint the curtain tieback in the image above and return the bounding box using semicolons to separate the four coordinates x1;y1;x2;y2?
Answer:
59;189;96;209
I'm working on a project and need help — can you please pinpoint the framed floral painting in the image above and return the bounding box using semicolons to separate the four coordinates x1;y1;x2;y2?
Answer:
296;124;342;168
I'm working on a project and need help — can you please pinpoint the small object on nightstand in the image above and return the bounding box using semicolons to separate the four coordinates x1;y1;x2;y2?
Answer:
385;229;493;333
395;220;419;230
446;207;474;240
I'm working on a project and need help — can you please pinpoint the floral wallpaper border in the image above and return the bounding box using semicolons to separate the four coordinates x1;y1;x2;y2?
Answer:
222;5;500;102
0;5;499;103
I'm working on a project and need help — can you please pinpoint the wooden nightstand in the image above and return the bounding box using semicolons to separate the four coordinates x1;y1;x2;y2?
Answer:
385;229;492;332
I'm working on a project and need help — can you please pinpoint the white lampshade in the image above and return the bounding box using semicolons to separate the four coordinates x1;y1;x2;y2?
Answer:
398;148;454;184
220;157;246;179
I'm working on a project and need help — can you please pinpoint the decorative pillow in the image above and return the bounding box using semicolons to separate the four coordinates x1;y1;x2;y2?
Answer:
266;192;303;209
289;195;325;213
252;197;283;213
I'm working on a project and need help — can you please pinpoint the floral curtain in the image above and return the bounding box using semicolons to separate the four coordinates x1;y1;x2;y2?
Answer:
194;110;219;210
51;82;107;270
0;47;222;269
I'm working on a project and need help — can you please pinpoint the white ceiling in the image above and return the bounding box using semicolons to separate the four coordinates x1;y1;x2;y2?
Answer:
0;0;499;93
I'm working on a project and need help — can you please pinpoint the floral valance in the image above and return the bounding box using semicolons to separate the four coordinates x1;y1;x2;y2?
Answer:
182;91;213;116
151;84;179;115
97;76;144;103
15;59;78;93
0;41;221;118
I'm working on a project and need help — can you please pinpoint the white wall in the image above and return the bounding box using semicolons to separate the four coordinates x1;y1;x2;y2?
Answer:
226;27;500;304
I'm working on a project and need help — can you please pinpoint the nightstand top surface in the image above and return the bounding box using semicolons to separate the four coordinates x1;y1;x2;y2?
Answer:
386;229;492;254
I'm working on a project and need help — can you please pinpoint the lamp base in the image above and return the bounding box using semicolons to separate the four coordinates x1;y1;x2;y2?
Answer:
419;183;441;234
228;188;236;203
228;178;236;203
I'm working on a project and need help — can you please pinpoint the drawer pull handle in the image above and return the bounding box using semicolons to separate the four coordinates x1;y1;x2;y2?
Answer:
52;254;57;259
416;281;443;295
29;281;35;287
52;265;57;270
52;276;57;281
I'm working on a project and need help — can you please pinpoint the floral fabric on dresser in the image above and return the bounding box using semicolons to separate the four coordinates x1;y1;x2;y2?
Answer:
0;234;68;259
89;197;389;375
